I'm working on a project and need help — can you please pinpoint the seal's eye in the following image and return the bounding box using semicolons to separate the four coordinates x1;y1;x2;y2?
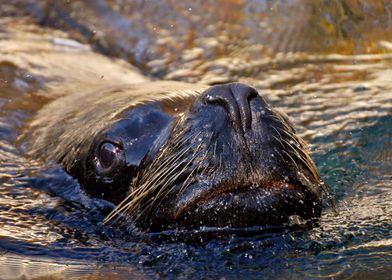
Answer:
99;142;121;169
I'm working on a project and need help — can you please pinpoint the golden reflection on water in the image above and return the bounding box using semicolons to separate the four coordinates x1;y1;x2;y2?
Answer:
3;0;391;84
0;254;145;280
0;1;391;279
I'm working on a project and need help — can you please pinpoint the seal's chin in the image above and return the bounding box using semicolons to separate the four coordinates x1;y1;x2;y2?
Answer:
171;179;319;229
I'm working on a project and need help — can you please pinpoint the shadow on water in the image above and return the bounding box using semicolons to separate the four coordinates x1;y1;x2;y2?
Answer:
0;0;392;279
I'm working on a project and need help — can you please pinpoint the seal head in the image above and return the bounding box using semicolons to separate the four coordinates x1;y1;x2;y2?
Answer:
24;81;323;231
104;83;323;231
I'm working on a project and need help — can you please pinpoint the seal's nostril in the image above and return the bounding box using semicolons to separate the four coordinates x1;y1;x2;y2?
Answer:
203;83;259;132
230;83;258;130
204;88;242;130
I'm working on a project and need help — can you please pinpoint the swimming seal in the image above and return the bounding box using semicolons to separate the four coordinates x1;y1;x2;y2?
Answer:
23;81;324;231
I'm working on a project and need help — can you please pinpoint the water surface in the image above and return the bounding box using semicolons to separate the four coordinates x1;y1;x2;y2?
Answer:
0;1;392;279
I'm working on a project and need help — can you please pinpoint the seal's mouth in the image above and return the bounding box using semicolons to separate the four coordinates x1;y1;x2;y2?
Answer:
171;178;319;228
173;179;296;218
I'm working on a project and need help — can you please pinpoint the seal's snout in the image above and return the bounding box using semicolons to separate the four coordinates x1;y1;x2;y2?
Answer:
203;83;259;131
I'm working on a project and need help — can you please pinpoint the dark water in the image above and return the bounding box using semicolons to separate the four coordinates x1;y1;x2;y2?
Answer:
1;1;392;279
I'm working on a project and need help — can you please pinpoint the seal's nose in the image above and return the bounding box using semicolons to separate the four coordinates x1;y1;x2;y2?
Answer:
203;83;258;131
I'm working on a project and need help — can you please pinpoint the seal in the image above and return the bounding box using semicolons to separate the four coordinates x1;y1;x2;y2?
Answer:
24;81;325;231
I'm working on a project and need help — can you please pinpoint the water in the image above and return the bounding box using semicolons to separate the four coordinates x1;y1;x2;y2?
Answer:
0;1;392;279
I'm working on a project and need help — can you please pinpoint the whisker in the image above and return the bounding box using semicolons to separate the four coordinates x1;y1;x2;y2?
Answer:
133;140;205;220
282;150;300;170
105;129;205;223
